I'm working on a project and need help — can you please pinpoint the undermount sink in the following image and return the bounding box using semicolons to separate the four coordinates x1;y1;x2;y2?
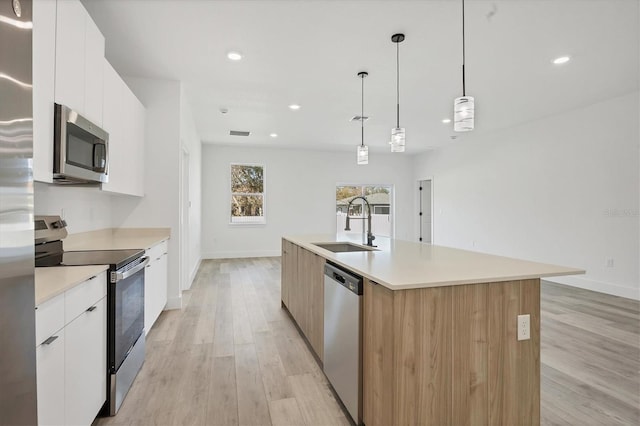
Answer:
312;242;378;253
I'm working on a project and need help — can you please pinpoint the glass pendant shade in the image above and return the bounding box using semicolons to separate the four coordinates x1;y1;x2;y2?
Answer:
357;145;369;165
390;127;405;152
454;96;474;132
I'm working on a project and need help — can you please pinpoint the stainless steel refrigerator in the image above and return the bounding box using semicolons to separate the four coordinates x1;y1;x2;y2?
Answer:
0;0;38;424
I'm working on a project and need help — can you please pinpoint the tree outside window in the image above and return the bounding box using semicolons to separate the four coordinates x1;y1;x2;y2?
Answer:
230;164;265;224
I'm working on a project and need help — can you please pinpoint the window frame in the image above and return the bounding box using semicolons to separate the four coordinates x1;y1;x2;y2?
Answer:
229;163;266;225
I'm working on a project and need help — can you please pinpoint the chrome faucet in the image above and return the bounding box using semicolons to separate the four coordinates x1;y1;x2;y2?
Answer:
344;196;376;247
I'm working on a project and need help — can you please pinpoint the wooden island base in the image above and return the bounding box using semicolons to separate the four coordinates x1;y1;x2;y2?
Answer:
363;278;540;426
281;235;579;426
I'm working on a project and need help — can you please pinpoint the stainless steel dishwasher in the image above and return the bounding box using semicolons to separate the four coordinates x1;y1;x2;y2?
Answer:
323;262;363;425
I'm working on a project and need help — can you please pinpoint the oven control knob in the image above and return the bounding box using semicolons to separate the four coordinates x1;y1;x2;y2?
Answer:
52;219;67;229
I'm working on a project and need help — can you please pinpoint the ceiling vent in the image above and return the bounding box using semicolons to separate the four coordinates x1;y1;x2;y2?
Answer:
350;116;370;122
229;130;251;136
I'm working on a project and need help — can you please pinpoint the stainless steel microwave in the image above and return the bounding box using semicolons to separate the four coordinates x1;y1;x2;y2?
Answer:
53;103;109;184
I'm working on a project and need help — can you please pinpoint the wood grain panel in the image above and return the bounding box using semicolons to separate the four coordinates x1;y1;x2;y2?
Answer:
393;286;453;426
363;279;394;426
488;280;521;426
452;284;488;426
519;279;541;425
308;253;325;361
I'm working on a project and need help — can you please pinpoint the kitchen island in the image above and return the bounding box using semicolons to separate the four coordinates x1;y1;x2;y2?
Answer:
281;235;583;426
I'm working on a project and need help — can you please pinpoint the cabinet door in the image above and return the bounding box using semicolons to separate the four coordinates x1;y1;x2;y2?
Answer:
156;252;168;315
281;239;292;306
144;251;168;334
83;13;105;126
54;0;85;113
32;0;57;183
101;60;125;194
36;329;65;426
132;96;146;196
306;252;325;361
65;297;107;426
144;259;156;335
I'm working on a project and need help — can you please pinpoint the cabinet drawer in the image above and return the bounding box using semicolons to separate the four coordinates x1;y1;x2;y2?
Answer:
146;240;168;262
65;272;107;324
35;294;65;346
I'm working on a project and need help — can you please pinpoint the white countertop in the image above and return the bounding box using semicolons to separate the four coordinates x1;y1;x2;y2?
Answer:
284;234;584;291
35;228;169;305
35;265;109;306
63;228;170;251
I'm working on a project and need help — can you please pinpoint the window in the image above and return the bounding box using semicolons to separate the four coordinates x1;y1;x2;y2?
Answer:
230;164;265;224
336;185;392;238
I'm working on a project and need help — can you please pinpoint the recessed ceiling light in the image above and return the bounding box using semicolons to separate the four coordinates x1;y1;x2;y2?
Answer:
288;104;301;110
442;118;451;124
269;133;278;138
552;55;570;65
227;51;242;61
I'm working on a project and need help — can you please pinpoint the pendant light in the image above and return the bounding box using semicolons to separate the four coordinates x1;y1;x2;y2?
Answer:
454;0;475;132
357;71;369;165
390;33;405;152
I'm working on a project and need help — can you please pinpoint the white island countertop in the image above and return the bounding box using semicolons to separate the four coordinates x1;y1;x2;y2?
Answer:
284;234;584;291
35;265;109;306
63;228;170;251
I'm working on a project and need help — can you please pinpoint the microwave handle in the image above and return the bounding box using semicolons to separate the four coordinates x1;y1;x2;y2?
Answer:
93;142;106;172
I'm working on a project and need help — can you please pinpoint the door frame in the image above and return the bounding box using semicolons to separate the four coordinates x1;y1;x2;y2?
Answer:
416;177;434;243
179;144;191;291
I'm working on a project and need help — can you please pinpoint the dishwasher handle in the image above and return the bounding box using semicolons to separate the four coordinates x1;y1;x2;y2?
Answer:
333;272;346;284
325;262;363;295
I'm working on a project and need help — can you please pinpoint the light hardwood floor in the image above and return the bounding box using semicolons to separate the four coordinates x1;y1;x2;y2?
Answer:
96;258;639;426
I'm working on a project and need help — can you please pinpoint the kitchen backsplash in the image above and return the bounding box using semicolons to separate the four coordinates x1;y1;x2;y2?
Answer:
34;182;113;234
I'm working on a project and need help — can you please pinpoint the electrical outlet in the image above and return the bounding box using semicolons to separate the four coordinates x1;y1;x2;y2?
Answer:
606;258;614;268
517;314;530;341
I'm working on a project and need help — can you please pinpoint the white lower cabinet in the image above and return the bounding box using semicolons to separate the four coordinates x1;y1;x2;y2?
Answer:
65;297;107;426
35;273;107;426
144;241;169;334
36;329;65;426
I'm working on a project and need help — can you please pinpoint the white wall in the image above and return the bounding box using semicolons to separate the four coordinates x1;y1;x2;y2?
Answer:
34;183;112;234
413;92;640;300
111;77;183;308
202;145;415;258
180;87;202;286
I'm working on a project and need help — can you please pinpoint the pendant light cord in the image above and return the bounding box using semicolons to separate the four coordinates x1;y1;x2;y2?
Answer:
361;73;365;148
462;0;466;96
396;40;400;128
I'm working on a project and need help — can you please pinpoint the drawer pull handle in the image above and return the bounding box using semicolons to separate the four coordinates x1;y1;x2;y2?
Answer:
89;275;97;280
146;265;151;268
156;257;161;261
86;306;97;312
42;336;58;345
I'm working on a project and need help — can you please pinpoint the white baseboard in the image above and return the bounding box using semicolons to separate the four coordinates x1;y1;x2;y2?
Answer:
165;296;182;310
546;275;639;300
202;250;281;259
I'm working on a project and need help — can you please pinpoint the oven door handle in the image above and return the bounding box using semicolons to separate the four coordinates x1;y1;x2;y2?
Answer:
114;256;150;282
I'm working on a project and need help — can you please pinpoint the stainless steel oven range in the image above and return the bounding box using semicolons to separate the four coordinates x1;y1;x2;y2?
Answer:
34;216;148;416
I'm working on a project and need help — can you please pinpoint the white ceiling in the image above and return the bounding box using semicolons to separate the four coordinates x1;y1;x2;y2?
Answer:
83;0;639;153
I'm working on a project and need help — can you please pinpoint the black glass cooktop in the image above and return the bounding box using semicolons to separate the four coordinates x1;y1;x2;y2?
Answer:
36;249;144;269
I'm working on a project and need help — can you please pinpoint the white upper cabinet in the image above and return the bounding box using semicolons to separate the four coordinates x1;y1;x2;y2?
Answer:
54;0;85;114
54;0;104;126
83;14;105;126
32;0;57;183
101;61;146;197
101;60;125;194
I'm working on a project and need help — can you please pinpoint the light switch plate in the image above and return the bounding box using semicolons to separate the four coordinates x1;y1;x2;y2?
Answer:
517;314;530;341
